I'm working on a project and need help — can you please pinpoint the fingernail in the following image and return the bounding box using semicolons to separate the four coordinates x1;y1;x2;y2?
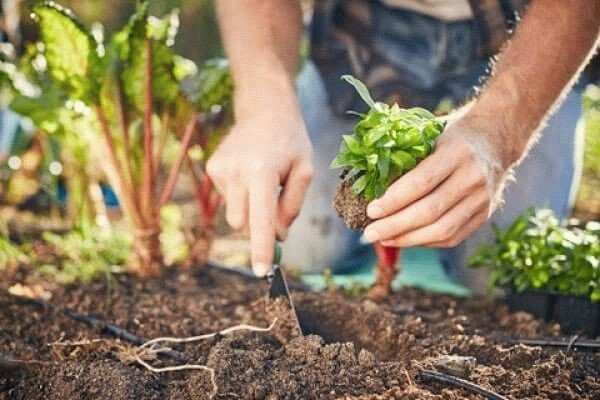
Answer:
363;228;380;243
253;262;271;277
367;202;383;219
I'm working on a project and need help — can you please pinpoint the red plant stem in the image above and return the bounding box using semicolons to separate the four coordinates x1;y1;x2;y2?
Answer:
141;39;155;220
373;242;399;272
158;116;199;208
94;106;143;228
115;80;139;210
155;112;170;173
186;156;221;231
116;82;130;153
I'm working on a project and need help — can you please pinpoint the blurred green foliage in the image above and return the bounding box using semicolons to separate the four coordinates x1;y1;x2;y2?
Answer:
21;0;223;65
574;83;600;219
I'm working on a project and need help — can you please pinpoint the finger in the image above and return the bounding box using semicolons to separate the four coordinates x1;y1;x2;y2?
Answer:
205;157;226;195
225;182;248;230
424;208;489;248
276;161;313;239
380;189;489;248
367;149;456;219
363;164;485;243
248;172;278;277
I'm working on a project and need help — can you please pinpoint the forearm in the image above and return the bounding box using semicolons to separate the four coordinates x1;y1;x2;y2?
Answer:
216;0;303;119
465;0;600;169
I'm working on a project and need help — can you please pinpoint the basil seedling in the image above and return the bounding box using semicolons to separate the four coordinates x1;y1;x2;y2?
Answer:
331;75;445;229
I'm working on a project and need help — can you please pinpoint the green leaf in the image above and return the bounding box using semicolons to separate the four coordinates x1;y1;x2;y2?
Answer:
342;135;362;154
351;174;368;195
331;76;444;202
390;151;416;171
364;125;387;147
118;1;180;114
341;75;375;108
330;153;353;169
32;2;100;101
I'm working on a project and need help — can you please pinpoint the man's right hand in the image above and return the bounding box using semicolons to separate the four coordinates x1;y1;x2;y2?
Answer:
206;80;313;277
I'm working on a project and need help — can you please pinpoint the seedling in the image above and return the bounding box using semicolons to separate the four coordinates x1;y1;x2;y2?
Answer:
331;75;445;229
330;76;445;299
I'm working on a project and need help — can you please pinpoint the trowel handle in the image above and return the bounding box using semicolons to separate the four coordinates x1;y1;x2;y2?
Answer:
273;242;282;265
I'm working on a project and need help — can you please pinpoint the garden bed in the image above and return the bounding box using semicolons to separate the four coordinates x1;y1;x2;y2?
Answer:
1;265;598;399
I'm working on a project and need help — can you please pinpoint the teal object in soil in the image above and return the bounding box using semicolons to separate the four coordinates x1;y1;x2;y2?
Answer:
301;247;470;297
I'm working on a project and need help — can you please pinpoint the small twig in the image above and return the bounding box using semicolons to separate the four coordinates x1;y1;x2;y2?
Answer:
402;368;413;387
566;334;580;353
419;369;509;400
49;338;108;347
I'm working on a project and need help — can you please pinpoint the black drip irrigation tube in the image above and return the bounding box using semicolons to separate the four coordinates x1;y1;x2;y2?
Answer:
419;369;510;400
2;288;187;362
495;335;600;352
0;262;309;370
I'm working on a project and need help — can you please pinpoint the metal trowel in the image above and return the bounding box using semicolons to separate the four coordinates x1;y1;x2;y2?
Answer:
266;243;303;335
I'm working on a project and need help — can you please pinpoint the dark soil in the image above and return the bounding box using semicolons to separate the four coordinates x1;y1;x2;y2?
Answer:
1;265;599;399
333;181;371;230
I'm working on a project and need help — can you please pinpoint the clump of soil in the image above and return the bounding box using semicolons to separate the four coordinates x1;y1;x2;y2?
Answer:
1;265;598;399
333;181;371;230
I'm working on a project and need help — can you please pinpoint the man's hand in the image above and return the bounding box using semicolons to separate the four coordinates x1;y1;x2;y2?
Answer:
362;117;504;248
207;88;313;276
363;0;600;249
214;0;307;276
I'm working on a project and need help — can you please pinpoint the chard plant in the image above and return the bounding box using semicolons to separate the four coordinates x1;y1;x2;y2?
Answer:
470;208;600;302
2;41;109;230
14;1;226;277
331;75;445;229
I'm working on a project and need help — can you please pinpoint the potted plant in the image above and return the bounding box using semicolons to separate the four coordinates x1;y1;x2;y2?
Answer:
470;208;600;335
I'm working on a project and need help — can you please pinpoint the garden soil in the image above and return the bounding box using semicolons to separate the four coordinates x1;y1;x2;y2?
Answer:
0;265;598;399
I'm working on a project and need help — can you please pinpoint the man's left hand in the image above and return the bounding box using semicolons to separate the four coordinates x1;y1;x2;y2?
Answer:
362;118;506;248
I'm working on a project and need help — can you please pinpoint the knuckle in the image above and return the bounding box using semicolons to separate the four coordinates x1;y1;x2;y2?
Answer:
427;201;443;219
280;205;300;224
472;169;487;187
247;160;271;175
438;223;456;240
298;165;314;183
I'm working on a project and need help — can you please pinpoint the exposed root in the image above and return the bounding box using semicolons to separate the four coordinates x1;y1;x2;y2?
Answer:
138;319;277;349
132;319;278;399
134;353;218;397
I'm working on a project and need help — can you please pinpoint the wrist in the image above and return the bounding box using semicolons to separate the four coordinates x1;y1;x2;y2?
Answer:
461;101;531;170
232;57;299;121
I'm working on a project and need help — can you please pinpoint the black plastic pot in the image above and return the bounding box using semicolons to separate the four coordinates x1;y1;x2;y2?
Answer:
552;295;600;337
506;290;554;321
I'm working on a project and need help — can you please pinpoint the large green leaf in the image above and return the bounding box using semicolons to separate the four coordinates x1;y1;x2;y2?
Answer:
341;75;375;108
32;2;101;101
119;2;180;114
